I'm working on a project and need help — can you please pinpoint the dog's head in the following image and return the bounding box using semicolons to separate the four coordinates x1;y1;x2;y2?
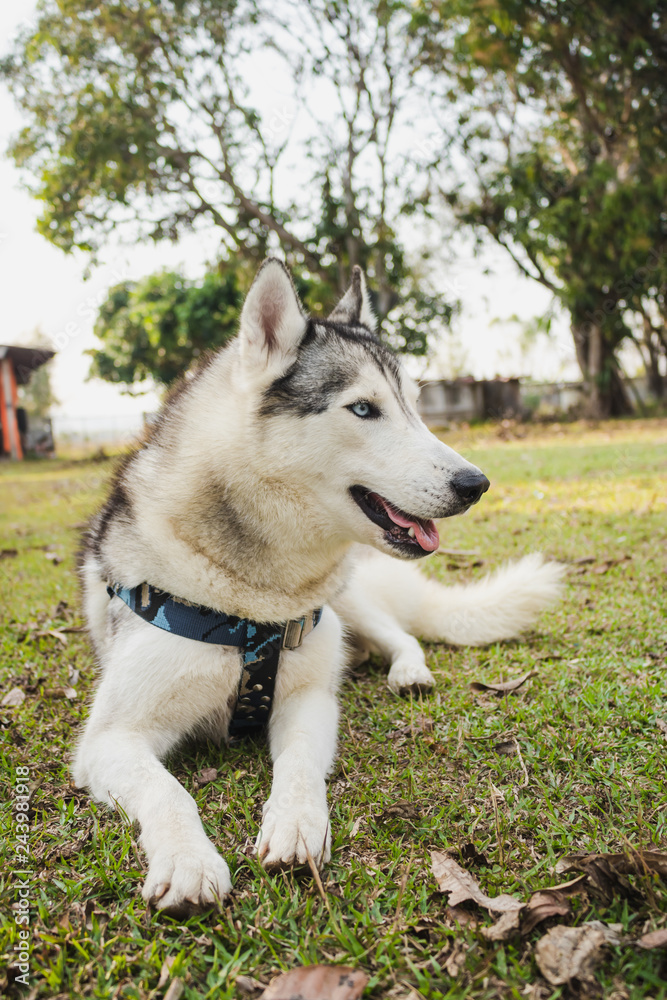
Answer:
237;258;489;559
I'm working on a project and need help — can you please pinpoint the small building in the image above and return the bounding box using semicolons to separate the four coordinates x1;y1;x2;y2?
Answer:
0;345;55;459
418;377;524;425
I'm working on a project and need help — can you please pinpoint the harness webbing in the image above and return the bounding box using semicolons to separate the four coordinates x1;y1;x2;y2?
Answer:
106;581;322;738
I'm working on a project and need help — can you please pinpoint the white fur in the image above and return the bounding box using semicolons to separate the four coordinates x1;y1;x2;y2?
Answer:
332;550;566;693
75;260;564;913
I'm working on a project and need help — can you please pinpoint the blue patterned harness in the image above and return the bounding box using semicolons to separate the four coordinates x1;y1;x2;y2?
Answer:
107;582;322;739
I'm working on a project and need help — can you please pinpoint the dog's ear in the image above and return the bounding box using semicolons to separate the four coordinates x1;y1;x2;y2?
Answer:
240;259;307;366
328;266;376;330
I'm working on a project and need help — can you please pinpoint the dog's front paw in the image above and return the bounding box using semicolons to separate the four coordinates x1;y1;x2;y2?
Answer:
256;798;331;869
388;658;434;695
142;841;232;917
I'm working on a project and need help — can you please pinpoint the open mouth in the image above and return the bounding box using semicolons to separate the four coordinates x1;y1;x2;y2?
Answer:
349;486;440;555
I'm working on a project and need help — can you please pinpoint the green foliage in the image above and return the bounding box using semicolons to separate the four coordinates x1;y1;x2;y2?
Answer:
89;255;445;391
412;0;667;415
89;266;247;390
2;0;453;367
18;332;59;417
19;363;58;418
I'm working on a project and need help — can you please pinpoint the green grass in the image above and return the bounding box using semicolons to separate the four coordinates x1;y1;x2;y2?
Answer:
1;419;666;999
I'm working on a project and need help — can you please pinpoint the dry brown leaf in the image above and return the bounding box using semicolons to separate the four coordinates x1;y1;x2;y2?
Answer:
636;928;667;950
481;909;521;941
1;687;26;708
556;850;667;880
380;802;421;821
431;851;523;913
493;740;517;756
261;965;367;1000
195;767;218;786
470;670;537;695
563;856;642;906
443;940;469;978
236;974;267;994
43;686;78;701
0;548;18;559
541;874;589;896
156;957;177;990
163;979;185;1000
460;842;489;868
535;923;621;985
521;890;571;936
656;720;667;737
444;906;479;928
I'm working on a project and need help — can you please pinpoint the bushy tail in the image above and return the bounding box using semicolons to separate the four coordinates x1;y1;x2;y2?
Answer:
349;551;566;648
409;553;566;645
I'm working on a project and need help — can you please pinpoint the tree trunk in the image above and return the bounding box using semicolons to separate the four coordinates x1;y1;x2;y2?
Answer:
571;320;633;418
642;314;666;399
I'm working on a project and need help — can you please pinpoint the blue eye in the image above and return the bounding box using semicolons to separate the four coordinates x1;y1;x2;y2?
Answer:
348;401;378;418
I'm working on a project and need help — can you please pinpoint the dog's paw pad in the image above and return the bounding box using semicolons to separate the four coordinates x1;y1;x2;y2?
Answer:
142;845;231;915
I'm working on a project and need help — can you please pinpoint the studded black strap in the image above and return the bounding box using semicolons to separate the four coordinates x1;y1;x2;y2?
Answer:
107;581;322;739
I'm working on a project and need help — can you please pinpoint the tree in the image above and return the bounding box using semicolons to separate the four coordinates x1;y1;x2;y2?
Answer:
2;0;454;371
19;330;58;417
412;0;667;416
89;265;247;390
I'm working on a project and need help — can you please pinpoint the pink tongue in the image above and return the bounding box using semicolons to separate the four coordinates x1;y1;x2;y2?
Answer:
373;494;440;552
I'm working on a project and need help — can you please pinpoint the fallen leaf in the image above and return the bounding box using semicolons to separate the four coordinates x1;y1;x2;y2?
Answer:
236;974;267;994
656;720;667;737
444;906;479;928
195;767;218;786
1;687;26;708
636;928;667;950
521;890;571;936
592;557;630;575
0;548;18;558
470;670;537;695
380;802;421;821
535;922;621;985
443;940;469;977
541;874;588;895
163;980;185;1000
261;965;368;1000
43;686;78;701
556;850;667;880
493;739;517;756
349;817;363;838
460;842;490;868
481;909;521;941
431;852;523;913
157;957;177;990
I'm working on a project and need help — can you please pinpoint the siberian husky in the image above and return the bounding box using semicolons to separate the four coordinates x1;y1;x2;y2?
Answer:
73;259;563;915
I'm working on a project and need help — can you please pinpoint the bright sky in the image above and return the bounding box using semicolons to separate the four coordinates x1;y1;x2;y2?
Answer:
0;1;581;431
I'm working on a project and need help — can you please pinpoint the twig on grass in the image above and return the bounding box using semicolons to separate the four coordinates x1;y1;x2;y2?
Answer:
514;737;530;787
488;777;504;869
304;839;327;903
391;852;412;931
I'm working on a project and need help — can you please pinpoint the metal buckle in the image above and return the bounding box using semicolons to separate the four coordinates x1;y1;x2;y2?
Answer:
283;615;307;650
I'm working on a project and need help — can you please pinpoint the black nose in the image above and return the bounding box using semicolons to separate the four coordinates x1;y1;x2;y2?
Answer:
452;470;490;505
